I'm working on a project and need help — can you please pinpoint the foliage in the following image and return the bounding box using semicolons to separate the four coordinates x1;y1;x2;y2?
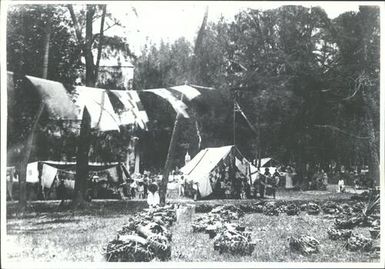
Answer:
6;4;380;186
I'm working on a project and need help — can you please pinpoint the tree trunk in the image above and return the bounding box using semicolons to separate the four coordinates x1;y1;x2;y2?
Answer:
365;115;379;187
72;108;91;207
361;87;380;188
85;5;96;87
94;5;107;83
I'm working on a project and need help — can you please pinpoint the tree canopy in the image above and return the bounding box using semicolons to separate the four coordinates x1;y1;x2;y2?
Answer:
7;4;380;186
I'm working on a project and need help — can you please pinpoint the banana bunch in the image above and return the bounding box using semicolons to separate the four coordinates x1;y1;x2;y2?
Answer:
213;229;255;255
345;234;373;252
334;215;364;229
289;235;320;255
105;205;177;262
211;204;245;220
263;202;281;216
322;201;338;214
286;203;300;216
337;203;353;215
104;235;154;262
352;202;365;213
192;214;222;233
300;203;308;211
327;227;352;240
147;234;171;261
306;203;321;215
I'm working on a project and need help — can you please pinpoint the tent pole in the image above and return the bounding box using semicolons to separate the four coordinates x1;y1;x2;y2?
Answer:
160;94;184;205
17;102;45;210
233;95;236;146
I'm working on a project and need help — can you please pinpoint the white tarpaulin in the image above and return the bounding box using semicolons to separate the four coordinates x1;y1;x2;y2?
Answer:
170;85;201;101
110;90;149;130
142;88;190;118
41;164;58;188
74;86;120;131
26;162;39;183
25;75;78;120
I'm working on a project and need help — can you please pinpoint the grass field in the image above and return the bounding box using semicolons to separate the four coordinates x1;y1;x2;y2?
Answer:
5;188;380;263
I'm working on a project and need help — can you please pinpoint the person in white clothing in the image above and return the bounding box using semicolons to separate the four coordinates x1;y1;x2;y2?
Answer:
284;166;294;189
337;178;345;193
147;183;160;207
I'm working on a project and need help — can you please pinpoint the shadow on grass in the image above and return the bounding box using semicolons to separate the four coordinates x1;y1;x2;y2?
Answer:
7;200;148;220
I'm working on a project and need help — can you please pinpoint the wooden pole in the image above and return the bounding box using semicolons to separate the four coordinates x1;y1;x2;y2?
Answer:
42;18;51;79
233;96;236;146
17;12;51;209
17;102;45;210
160;95;184;205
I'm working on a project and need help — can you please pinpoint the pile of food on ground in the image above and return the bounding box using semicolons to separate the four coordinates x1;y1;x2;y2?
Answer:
104;205;176;262
213;223;256;255
192;204;256;255
289;235;320;255
192;204;244;235
306;202;321;215
345;234;373;252
327;191;380;254
327;227;352;240
285;203;300;216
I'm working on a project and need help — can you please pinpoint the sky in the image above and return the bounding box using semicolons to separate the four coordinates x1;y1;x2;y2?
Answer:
104;1;366;55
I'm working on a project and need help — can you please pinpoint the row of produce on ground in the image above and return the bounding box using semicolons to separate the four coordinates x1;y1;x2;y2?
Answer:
103;190;379;262
191;191;380;257
104;205;177;262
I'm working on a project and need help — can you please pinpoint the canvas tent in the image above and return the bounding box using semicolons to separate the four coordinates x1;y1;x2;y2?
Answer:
180;145;257;198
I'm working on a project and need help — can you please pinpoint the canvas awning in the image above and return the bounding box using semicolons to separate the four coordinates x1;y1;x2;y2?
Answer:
25;75;78;120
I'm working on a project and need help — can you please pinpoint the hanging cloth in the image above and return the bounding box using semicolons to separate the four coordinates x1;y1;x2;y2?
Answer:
141;88;190;118
110;90;149;130
74;86;120;131
41;164;58;189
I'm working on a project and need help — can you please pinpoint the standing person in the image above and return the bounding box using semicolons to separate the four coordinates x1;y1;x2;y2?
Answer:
179;175;186;197
244;178;251;199
143;174;149;199
147;182;160;208
57;177;67;207
192;181;199;201
220;179;227;199
240;179;246;199
225;181;232;199
337;177;345;193
234;171;243;199
130;179;137;199
252;170;260;198
320;169;328;190
259;170;267;198
284;166;294;190
137;179;145;199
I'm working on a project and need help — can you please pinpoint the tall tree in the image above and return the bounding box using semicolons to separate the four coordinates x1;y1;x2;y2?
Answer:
7;5;81;209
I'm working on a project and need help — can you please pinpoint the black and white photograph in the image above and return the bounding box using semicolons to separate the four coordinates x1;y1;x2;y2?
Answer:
1;0;384;267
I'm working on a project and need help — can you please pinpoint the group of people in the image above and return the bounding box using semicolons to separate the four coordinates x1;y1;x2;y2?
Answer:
308;169;329;190
119;173;161;207
253;166;297;198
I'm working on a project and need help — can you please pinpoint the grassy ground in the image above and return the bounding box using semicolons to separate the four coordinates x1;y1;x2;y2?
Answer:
5;187;380;263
